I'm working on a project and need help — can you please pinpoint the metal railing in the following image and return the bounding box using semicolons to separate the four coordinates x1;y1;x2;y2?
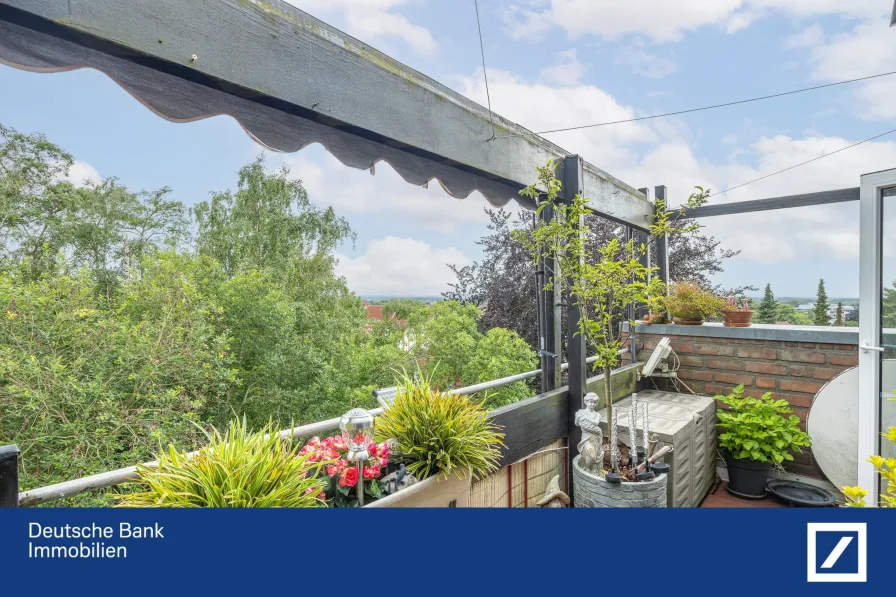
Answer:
9;349;628;507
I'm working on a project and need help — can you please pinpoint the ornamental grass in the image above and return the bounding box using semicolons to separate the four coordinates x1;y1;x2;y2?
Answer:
114;418;327;508
374;372;504;480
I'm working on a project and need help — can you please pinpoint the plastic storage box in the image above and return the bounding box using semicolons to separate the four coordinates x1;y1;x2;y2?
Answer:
597;390;717;508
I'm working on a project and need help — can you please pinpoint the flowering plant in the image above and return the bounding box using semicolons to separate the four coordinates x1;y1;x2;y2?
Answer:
299;435;391;507
723;296;751;312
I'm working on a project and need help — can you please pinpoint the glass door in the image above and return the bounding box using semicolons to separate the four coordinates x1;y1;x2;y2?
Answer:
858;169;896;505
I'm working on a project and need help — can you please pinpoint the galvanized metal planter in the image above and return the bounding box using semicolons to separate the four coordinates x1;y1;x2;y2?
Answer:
572;456;667;508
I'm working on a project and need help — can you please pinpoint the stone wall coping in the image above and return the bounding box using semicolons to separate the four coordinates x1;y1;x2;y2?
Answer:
623;322;886;345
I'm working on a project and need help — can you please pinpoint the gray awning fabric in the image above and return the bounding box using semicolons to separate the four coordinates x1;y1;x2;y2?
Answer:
0;14;534;210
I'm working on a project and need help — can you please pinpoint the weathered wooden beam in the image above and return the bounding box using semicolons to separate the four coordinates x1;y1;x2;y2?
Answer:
0;0;652;225
676;187;859;219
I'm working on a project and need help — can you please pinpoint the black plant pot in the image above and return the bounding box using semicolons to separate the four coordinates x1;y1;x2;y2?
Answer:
724;452;771;499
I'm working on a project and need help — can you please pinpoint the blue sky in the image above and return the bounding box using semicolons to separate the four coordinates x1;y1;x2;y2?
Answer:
2;0;896;297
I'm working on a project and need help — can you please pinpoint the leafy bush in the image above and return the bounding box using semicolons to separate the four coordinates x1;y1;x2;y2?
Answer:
374;372;504;480
716;385;811;464
115;418;326;508
664;281;726;321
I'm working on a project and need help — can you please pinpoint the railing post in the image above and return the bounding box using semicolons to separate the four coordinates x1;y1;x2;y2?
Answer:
563;155;586;504
538;200;558;393
0;444;20;508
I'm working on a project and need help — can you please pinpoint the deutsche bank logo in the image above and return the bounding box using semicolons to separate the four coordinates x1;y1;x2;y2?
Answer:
807;523;867;583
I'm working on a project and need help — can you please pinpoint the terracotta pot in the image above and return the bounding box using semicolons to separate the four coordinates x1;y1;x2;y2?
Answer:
672;316;704;325
642;313;669;325
722;309;754;328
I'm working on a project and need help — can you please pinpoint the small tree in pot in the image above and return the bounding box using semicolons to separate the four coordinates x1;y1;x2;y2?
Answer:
716;385;811;499
664;281;725;325
515;161;708;470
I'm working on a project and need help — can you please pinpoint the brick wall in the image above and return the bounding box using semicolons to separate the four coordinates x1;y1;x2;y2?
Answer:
635;329;858;480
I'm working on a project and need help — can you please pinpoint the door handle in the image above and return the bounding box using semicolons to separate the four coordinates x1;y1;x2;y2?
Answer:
860;343;885;353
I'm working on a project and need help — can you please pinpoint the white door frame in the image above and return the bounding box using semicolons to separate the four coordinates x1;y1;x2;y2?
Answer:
858;168;896;505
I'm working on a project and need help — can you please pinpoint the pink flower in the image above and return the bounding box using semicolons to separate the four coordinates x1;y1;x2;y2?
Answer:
330;435;347;451
367;442;378;458
362;464;381;480
324;447;340;460
339;467;359;488
327;464;339;477
308;436;322;446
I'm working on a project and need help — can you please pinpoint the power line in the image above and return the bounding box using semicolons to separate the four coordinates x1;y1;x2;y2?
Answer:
473;0;496;141
708;126;896;199
496;70;896;138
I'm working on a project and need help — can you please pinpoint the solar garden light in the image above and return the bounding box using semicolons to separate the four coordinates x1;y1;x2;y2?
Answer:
339;408;375;505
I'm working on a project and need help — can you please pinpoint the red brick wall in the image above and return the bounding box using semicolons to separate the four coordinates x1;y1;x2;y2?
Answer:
635;331;858;480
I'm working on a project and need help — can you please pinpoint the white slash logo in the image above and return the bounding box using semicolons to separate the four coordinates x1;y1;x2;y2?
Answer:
807;523;867;583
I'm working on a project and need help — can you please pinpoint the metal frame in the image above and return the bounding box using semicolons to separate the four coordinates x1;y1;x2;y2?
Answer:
858;168;896;505
676;187;858;219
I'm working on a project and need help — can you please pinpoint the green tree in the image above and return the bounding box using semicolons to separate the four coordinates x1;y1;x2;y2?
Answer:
883;281;896;328
409;301;483;388
774;303;811;325
756;283;777;324
814;279;831;326
834;302;845;326
380;298;424;320
463;327;537;409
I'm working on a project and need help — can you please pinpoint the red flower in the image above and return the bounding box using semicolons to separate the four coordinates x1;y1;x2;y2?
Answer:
324;447;340;460
367;442;378;458
362;464;381;480
331;435;347;451
308;436;322;446
353;431;366;445
339;467;359;488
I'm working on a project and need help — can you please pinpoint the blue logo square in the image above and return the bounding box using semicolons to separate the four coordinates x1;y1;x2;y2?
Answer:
815;531;859;574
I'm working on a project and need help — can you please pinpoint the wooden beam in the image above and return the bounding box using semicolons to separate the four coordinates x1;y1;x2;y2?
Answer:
0;0;652;225
676;187;859;219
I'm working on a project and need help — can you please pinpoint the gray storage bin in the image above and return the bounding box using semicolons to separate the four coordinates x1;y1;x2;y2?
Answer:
597;390;717;508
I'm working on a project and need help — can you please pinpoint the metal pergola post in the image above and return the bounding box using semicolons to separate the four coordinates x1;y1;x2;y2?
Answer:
563;155;586;501
654;185;670;288
537;200;559;393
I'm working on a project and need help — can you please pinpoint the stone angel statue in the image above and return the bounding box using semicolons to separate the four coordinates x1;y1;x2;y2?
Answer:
575;392;604;474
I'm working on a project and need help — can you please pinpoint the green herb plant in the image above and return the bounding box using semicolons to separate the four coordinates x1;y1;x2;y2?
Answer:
715;385;811;464
115;417;327;508
514;161;709;440
374;371;504;480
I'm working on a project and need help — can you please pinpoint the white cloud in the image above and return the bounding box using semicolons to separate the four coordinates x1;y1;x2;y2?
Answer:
501;0;889;43
616;48;677;79
335;236;470;295
279;146;499;235
62;160;102;187
783;24;823;48
805;21;896;120
539;49;585;86
285;0;437;56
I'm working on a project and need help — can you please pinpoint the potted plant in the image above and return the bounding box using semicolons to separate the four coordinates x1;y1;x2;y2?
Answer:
716;385;812;499
298;434;392;507
514;162;710;505
369;371;505;506
664;281;725;325
721;296;754;328
842;397;895;507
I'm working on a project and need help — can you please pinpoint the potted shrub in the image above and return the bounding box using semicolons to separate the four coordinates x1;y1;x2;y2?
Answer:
721;296;754;328
664;281;725;325
514;162;711;506
841;397;895;507
370;372;504;506
716;385;812;499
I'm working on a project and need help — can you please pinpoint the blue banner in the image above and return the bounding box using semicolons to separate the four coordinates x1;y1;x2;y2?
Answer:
0;508;891;595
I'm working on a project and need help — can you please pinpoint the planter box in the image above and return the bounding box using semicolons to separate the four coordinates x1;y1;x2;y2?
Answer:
572;456;667;508
364;472;470;508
